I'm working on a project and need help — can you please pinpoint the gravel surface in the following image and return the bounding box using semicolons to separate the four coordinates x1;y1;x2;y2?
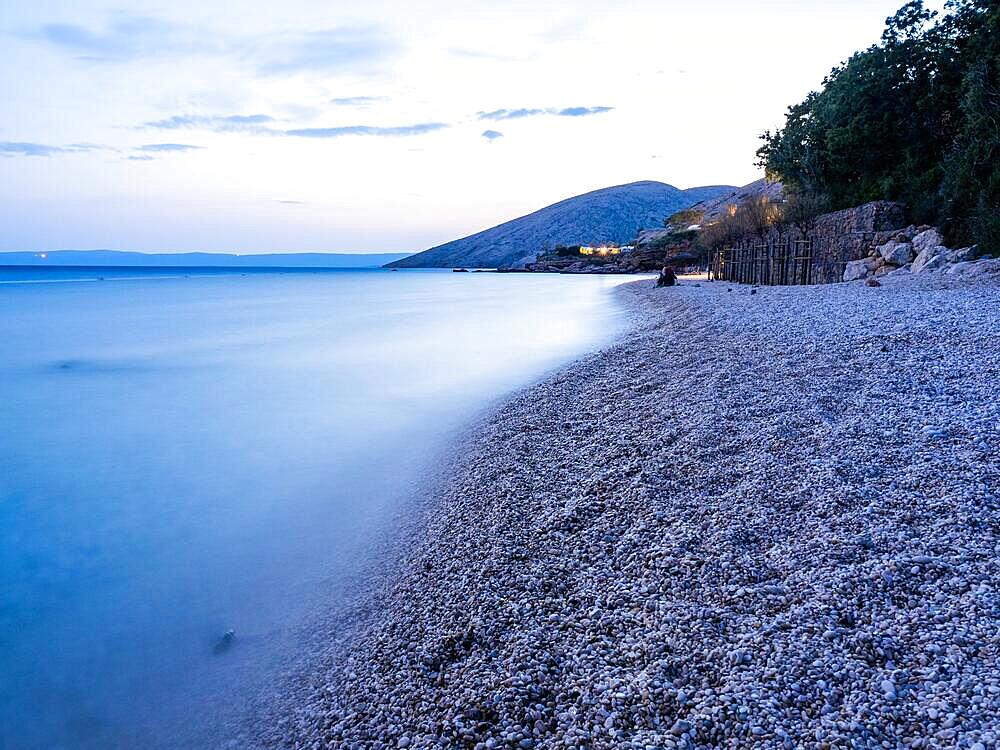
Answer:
254;271;1000;750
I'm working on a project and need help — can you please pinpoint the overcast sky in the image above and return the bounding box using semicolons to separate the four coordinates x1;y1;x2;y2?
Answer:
1;0;931;253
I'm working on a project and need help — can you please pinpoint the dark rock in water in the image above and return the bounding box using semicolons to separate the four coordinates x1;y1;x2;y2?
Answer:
213;629;236;655
452;268;469;273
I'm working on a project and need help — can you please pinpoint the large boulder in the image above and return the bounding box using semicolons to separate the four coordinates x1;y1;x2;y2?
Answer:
913;228;945;256
916;251;950;273
844;257;878;282
877;241;914;266
946;246;977;263
910;232;978;274
910;229;950;273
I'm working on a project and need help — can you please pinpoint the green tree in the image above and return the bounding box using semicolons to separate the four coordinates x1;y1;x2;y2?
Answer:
758;0;999;254
940;0;1000;252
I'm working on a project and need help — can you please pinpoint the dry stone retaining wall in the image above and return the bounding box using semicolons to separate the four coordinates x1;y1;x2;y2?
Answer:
719;201;917;284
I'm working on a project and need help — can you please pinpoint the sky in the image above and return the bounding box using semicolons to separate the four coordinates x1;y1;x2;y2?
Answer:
1;0;936;253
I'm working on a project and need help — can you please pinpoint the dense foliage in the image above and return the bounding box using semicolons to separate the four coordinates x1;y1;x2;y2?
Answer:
757;0;999;254
553;245;584;257
697;197;783;254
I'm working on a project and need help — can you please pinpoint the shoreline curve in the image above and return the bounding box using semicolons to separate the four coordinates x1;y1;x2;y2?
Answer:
251;273;1000;749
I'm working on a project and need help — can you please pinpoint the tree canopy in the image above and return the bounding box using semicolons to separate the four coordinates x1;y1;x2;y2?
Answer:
757;0;999;253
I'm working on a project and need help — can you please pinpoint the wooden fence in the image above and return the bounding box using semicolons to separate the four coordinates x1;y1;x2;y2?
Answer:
710;239;815;285
709;231;881;286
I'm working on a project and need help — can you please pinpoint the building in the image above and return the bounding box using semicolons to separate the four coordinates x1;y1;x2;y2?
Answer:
579;245;631;256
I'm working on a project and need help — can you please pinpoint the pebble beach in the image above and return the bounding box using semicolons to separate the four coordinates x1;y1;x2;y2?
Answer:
256;270;1000;750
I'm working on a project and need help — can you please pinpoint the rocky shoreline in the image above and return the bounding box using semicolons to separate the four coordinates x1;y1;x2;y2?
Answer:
254;270;1000;750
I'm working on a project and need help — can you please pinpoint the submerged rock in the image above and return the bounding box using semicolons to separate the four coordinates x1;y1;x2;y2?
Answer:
213;629;236;655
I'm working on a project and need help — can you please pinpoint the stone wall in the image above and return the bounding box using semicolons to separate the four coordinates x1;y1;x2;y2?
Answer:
809;201;908;283
726;200;909;284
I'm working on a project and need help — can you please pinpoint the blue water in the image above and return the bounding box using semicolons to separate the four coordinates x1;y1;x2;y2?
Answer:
0;267;632;749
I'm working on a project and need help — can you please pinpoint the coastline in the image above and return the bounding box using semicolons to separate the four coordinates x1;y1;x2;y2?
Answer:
253;272;1000;749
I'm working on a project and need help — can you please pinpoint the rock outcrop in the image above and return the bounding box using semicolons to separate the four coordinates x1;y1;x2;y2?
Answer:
842;225;983;282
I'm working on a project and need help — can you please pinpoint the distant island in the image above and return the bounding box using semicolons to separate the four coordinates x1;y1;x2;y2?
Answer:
0;250;413;268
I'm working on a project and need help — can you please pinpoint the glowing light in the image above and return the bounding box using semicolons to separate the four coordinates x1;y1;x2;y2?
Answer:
580;245;623;256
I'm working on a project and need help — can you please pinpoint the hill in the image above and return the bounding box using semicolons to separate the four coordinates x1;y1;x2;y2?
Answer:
387;181;737;269
0;250;412;268
688;179;784;224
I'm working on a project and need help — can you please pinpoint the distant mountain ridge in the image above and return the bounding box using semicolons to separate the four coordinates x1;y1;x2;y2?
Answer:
0;250;412;268
388;181;738;269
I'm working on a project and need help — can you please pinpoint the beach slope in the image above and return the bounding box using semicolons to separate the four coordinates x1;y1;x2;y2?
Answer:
263;273;1000;749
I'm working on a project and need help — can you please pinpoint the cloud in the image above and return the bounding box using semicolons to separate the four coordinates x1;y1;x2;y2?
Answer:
477;106;614;121
0;141;64;157
35;15;183;62
0;139;200;160
0;141;109;157
278;200;308;205
142;114;274;132
330;96;389;106
477;108;545;121
64;143;107;152
256;27;398;75
31;15;398;75
556;106;614;117
137;143;202;152
137;114;444;140
284;123;448;138
481;130;504;141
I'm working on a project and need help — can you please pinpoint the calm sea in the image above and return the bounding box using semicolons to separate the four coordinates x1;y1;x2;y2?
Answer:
0;267;632;749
